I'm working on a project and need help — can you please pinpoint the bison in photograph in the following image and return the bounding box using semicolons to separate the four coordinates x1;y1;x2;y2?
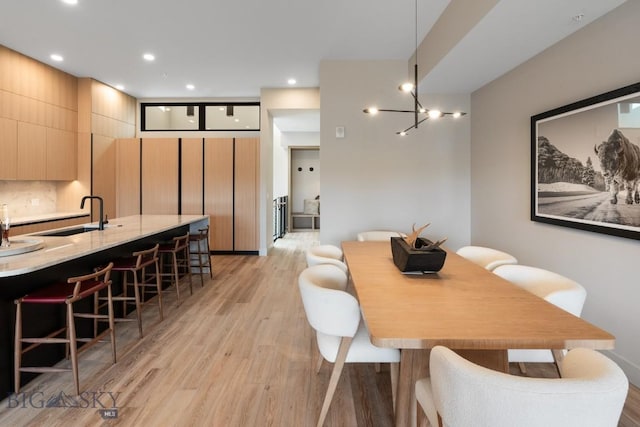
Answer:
594;129;640;204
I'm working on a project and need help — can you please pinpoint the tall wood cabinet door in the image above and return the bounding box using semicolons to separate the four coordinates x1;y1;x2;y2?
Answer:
234;137;259;251
181;138;204;215
141;138;179;214
46;128;77;180
0;117;17;179
92;135;116;220
16;122;46;180
204;138;233;251
116;138;141;217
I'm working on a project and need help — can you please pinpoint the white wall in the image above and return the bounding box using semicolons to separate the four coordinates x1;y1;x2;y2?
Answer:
272;125;288;198
320;60;471;248
471;1;640;385
273;130;320;199
290;149;320;213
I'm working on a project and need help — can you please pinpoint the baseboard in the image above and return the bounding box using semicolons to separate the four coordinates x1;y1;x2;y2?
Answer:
603;349;640;387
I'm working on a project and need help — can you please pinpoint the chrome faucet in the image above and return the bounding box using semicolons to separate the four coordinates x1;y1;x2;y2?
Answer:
80;195;104;230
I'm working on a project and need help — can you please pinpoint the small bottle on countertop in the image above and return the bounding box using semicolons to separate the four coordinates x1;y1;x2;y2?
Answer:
1;204;10;247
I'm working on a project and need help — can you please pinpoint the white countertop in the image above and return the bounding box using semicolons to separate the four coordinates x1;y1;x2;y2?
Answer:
0;214;208;277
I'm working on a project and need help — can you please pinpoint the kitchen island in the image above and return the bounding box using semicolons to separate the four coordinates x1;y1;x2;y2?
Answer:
0;214;208;396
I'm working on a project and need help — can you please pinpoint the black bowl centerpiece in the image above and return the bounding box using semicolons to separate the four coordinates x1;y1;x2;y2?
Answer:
390;223;447;273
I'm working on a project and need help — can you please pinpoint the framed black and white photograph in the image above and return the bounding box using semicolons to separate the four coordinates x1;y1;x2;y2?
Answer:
531;82;640;240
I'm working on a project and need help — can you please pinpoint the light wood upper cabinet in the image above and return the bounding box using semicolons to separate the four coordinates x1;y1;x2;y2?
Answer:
46;127;77;180
204;138;234;251
234;138;259;251
1;45;79;182
0;117;17;179
16;122;46;180
14;123;77;181
141;138;179;214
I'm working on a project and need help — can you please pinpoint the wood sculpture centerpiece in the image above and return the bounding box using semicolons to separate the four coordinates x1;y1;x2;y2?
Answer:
390;223;447;273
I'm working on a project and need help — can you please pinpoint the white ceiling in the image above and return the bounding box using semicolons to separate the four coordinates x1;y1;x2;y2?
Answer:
0;0;627;131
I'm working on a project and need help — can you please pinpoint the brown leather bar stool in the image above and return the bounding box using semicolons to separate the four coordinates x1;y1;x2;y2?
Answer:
189;225;212;287
158;232;193;305
103;244;162;338
14;263;116;395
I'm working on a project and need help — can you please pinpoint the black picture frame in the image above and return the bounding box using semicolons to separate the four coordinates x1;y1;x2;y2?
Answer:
531;81;640;240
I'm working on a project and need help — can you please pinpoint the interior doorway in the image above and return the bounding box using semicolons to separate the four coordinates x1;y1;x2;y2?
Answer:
271;107;320;240
289;147;320;232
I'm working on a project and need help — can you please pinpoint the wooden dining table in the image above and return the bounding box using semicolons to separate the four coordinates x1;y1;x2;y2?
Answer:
341;240;615;427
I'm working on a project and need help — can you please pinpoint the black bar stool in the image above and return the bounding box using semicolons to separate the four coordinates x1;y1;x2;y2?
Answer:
189;225;212;287
14;263;116;395
158;232;193;305
104;244;162;338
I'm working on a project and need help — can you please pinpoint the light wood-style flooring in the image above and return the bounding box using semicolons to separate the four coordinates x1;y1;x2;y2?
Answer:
0;232;638;426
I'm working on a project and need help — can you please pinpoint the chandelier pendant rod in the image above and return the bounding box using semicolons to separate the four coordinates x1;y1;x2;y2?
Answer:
414;63;419;129
413;0;419;129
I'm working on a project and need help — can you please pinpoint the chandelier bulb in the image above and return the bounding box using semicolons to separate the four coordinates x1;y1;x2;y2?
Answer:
364;107;379;115
452;111;462;118
428;110;442;119
399;82;414;93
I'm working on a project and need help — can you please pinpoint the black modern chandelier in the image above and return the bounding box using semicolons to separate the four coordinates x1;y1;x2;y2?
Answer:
363;0;466;136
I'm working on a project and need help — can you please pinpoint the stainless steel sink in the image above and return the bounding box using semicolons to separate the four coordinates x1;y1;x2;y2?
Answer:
35;227;97;237
34;223;123;237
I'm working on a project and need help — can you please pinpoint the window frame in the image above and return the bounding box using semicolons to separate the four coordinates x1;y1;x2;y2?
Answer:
141;101;261;132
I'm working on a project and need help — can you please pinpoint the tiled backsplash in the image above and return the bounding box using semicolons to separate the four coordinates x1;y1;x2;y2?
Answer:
0;181;57;218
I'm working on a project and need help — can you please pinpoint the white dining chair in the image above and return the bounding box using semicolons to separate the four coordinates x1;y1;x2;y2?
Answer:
305;244;348;273
415;346;628;427
493;264;587;374
456;245;517;271
298;264;400;427
356;230;406;241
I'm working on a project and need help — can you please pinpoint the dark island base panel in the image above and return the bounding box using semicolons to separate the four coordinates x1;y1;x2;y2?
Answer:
0;225;189;398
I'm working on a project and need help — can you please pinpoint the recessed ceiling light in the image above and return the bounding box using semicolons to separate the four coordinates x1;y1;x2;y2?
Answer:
50;54;64;62
61;0;78;4
186;84;195;90
143;53;155;61
288;78;297;85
